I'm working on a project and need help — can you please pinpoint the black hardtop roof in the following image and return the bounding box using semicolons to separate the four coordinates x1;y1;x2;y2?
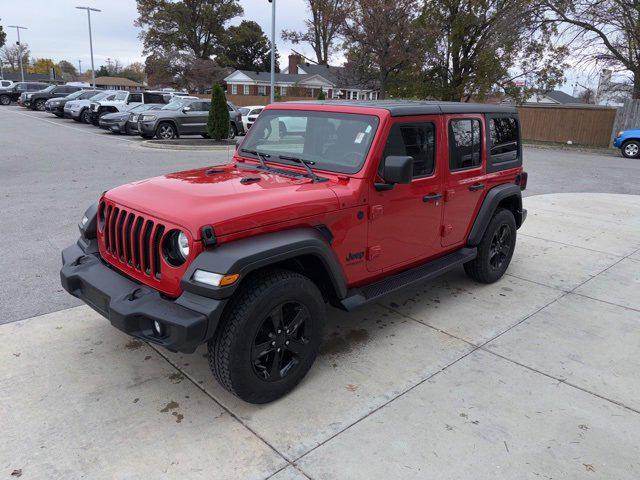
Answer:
283;100;518;116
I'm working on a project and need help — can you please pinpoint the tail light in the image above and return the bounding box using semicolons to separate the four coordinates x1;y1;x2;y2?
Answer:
515;172;528;191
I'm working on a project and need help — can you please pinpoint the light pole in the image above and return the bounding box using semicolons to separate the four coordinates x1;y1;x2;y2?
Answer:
8;25;28;82
78;59;82;75
76;6;101;87
268;0;276;103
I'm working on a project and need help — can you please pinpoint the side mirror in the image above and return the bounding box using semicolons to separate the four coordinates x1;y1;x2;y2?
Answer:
182;106;192;113
376;156;413;190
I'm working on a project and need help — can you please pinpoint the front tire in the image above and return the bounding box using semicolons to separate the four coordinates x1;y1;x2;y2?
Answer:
209;269;325;404
34;99;46;111
80;109;92;124
0;95;10;105
156;122;177;140
464;208;516;284
621;140;640;158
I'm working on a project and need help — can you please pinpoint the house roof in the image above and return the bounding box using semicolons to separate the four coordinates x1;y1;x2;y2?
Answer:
282;100;518;116
94;76;142;87
234;70;311;83
544;90;584;104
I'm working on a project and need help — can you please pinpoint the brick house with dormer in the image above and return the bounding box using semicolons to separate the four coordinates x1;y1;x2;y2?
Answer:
224;54;379;104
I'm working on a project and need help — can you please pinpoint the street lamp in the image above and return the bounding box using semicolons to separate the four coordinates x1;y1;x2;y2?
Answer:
7;25;28;82
76;6;101;87
268;0;276;103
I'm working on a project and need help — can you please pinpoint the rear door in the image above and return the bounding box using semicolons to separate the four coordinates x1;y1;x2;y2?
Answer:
194;101;211;134
367;116;445;272
441;114;487;247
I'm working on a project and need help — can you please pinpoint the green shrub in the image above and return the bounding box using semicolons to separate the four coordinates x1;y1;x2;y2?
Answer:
207;84;230;140
317;90;326;100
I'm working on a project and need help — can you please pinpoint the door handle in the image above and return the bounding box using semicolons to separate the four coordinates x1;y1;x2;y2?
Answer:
468;183;485;192
423;193;443;203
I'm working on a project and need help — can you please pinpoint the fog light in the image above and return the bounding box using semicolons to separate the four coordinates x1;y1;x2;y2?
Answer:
153;320;163;336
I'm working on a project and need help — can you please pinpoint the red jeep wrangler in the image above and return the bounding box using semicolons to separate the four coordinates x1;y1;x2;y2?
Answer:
61;101;527;403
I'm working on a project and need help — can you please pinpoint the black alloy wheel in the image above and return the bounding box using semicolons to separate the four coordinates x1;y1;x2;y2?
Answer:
251;301;312;382
489;224;512;270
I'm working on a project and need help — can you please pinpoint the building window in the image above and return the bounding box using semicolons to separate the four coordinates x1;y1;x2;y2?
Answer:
231;84;238;95
258;85;267;96
280;86;287;96
243;85;250;95
449;119;482;171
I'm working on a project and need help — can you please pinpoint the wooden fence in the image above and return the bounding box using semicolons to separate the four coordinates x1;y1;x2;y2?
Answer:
611;99;640;144
517;105;617;147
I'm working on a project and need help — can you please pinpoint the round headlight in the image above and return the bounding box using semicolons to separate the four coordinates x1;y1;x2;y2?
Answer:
163;230;189;266
177;231;189;258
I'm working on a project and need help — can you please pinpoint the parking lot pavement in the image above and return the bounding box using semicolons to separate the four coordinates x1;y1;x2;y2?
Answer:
2;193;639;479
0;106;233;325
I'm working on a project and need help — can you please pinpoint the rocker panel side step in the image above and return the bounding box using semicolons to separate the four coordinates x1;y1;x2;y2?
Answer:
340;247;477;311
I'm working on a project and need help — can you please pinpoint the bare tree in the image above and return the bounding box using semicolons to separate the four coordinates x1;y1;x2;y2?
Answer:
1;44;30;72
282;0;347;65
541;0;640;98
341;0;424;98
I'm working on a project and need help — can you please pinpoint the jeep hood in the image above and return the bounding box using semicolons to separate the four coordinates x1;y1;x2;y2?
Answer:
104;164;341;238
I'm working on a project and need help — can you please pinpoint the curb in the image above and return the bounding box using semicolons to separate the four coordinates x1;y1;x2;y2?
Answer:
140;140;236;151
524;142;618;157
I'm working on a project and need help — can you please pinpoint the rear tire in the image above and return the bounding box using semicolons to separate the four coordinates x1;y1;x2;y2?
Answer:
0;95;11;106
229;123;238;138
621;140;640;158
209;269;325;404
464;208;516;284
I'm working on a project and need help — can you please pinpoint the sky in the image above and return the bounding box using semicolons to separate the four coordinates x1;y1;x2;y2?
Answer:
1;0;589;93
0;0;315;71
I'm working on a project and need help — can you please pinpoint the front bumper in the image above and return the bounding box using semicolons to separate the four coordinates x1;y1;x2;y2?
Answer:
613;137;623;148
60;241;227;353
138;121;157;136
99;119;127;133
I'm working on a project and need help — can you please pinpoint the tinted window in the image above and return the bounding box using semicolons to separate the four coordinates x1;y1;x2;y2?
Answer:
383;123;435;178
128;93;142;103
200;101;211;111
489;117;519;156
449;119;482;170
143;92;166;104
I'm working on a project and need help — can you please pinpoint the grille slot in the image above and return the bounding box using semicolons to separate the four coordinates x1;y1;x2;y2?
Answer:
102;206;164;279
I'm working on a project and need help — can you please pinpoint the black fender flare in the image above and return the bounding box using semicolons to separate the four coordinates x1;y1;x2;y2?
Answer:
467;184;523;246
180;228;348;301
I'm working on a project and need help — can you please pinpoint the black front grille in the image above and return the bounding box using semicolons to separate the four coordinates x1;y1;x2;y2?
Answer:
103;204;165;279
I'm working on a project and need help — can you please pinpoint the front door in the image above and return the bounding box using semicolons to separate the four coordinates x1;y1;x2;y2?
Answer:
367;117;444;272
441;114;487;247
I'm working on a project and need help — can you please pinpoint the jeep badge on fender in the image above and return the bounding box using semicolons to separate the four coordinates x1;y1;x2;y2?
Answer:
60;101;527;404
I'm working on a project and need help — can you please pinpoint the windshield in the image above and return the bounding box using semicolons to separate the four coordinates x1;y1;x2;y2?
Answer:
241;110;380;174
130;104;154;113
239;107;250;115
40;85;55;93
65;89;86;100
162;100;190;110
89;92;111;101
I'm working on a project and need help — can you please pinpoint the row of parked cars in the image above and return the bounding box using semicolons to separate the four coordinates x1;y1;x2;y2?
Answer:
0;81;248;140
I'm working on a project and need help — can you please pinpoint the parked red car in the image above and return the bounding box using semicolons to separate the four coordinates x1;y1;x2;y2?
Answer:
61;100;527;403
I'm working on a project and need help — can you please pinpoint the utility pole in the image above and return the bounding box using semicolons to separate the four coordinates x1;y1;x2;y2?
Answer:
78;59;82;75
76;6;101;87
8;25;28;82
268;0;276;103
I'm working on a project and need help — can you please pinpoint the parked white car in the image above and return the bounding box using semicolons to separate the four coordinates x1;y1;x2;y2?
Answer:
89;90;169;125
239;105;264;131
64;91;118;123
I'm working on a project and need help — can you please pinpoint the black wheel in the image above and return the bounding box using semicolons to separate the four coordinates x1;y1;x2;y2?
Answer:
0;95;10;106
156;122;177;140
229;122;238;138
80;109;92;124
464;209;516;284
34;99;46;111
621;140;640;158
209;269;325;404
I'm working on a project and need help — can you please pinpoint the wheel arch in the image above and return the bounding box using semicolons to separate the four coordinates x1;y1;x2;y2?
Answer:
467;184;524;246
156;119;179;135
180;228;348;304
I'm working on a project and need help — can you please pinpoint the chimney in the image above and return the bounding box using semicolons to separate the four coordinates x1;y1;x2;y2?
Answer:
288;54;302;75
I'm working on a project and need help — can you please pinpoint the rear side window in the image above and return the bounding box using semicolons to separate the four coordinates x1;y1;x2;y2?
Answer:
128;93;142;103
449;119;482;170
383;122;436;178
489;117;519;157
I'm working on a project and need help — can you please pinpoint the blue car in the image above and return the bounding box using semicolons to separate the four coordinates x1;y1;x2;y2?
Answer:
613;129;640;158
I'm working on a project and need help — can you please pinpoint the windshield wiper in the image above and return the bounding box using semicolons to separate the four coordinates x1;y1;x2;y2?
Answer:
277;155;323;183
239;149;307;180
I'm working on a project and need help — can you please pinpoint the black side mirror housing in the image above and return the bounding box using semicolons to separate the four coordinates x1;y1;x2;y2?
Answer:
376;156;413;190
